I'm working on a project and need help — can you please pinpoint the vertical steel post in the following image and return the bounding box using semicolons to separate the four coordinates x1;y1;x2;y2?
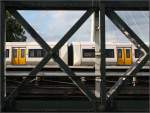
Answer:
0;1;6;110
94;10;101;98
91;13;95;42
100;6;106;105
94;6;106;110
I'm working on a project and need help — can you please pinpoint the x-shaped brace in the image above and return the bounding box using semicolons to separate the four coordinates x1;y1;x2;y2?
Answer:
6;9;96;103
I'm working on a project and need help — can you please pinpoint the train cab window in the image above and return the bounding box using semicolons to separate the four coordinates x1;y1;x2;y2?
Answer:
82;49;95;58
29;49;46;57
135;49;144;58
6;49;9;57
106;49;114;58
126;49;130;58
117;49;122;58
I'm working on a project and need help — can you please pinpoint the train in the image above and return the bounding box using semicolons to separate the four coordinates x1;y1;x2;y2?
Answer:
5;42;149;68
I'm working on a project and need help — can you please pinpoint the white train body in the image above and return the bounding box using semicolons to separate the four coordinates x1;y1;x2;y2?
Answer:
6;42;68;66
71;42;148;66
5;42;149;67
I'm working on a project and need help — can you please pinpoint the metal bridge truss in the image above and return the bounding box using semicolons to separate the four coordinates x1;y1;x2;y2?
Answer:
0;0;149;111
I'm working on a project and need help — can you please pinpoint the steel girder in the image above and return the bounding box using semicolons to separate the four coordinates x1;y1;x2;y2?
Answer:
0;0;149;111
4;0;149;10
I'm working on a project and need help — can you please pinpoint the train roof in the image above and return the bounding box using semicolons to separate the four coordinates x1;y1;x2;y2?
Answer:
6;42;68;46
6;41;149;46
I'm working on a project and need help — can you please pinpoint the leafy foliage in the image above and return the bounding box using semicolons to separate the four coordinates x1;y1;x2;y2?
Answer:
6;11;27;42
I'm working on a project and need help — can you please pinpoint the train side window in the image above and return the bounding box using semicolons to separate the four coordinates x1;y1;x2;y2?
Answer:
12;49;17;58
106;49;114;58
41;49;46;57
36;49;41;57
126;49;130;58
37;49;44;57
21;49;25;58
117;49;122;58
29;49;46;57
135;49;144;58
29;49;34;57
6;49;9;57
82;49;95;58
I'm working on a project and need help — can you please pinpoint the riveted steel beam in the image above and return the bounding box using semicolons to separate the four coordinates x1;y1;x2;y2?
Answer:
105;10;149;98
6;9;96;103
4;0;149;10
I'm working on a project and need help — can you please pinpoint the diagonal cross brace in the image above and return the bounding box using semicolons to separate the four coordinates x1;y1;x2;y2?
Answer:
107;54;149;98
6;9;96;103
105;10;149;98
106;10;149;52
53;55;96;102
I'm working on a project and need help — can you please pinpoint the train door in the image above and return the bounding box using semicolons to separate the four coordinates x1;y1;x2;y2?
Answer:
124;48;132;65
12;47;26;65
12;48;18;64
117;48;124;65
117;47;132;65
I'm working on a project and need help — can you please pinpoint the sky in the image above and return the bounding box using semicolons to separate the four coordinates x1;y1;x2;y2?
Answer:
18;10;149;44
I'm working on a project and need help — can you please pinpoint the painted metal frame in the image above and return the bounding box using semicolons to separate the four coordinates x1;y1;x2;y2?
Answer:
0;0;149;111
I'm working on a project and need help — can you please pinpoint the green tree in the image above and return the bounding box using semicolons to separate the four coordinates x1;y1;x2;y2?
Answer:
6;11;27;42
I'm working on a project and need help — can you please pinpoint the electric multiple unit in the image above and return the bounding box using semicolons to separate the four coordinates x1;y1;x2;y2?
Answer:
5;42;149;68
6;42;68;66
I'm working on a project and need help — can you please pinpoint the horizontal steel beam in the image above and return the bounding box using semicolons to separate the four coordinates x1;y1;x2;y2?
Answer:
4;0;149;10
5;71;150;77
5;65;150;70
